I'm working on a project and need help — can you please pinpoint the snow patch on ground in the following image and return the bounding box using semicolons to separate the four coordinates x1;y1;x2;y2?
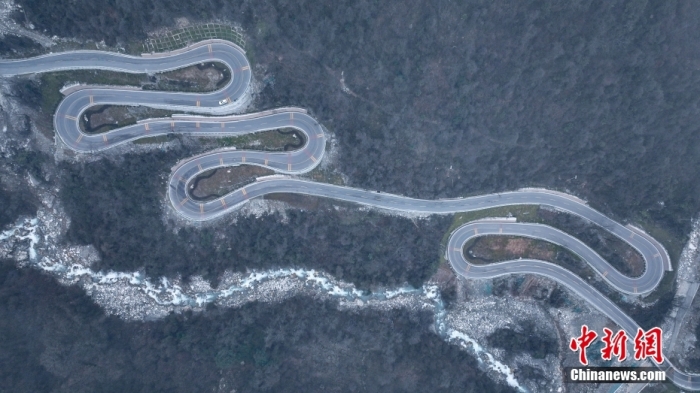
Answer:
449;330;522;390
677;218;700;284
664;217;700;365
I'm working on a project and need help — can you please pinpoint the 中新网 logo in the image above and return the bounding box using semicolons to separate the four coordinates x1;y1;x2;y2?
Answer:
569;325;663;365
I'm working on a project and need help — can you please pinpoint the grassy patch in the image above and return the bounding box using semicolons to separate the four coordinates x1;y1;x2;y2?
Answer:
204;128;300;151
628;216;682;304
633;217;685;268
79;105;180;135
303;165;346;186
39;70;146;114
642;269;676;304
191;166;275;201
438;205;539;264
133;135;176;145
143;23;245;53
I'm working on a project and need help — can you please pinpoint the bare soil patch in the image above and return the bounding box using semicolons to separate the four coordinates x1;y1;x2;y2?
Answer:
466;236;557;264
504;237;528;255
151;62;230;93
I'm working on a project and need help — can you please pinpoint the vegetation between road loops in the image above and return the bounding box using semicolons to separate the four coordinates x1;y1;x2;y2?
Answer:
144;23;245;53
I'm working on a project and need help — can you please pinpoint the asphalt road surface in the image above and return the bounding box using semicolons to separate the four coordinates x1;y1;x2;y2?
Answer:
4;39;698;390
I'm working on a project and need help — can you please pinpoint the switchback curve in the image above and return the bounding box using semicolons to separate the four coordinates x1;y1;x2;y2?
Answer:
4;39;697;390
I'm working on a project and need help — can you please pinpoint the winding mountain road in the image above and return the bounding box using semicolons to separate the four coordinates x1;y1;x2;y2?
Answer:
4;39;698;389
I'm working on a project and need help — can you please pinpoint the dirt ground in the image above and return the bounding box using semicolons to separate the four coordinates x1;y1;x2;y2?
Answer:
621;247;645;277
467;236;556;264
155;62;228;92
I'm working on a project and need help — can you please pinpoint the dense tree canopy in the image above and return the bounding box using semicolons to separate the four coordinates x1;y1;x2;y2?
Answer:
0;261;515;393
15;0;700;238
60;150;449;288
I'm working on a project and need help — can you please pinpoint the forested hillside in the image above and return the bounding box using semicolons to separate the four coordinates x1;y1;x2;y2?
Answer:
60;150;450;288
0;260;515;393
3;2;698;390
14;0;700;239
